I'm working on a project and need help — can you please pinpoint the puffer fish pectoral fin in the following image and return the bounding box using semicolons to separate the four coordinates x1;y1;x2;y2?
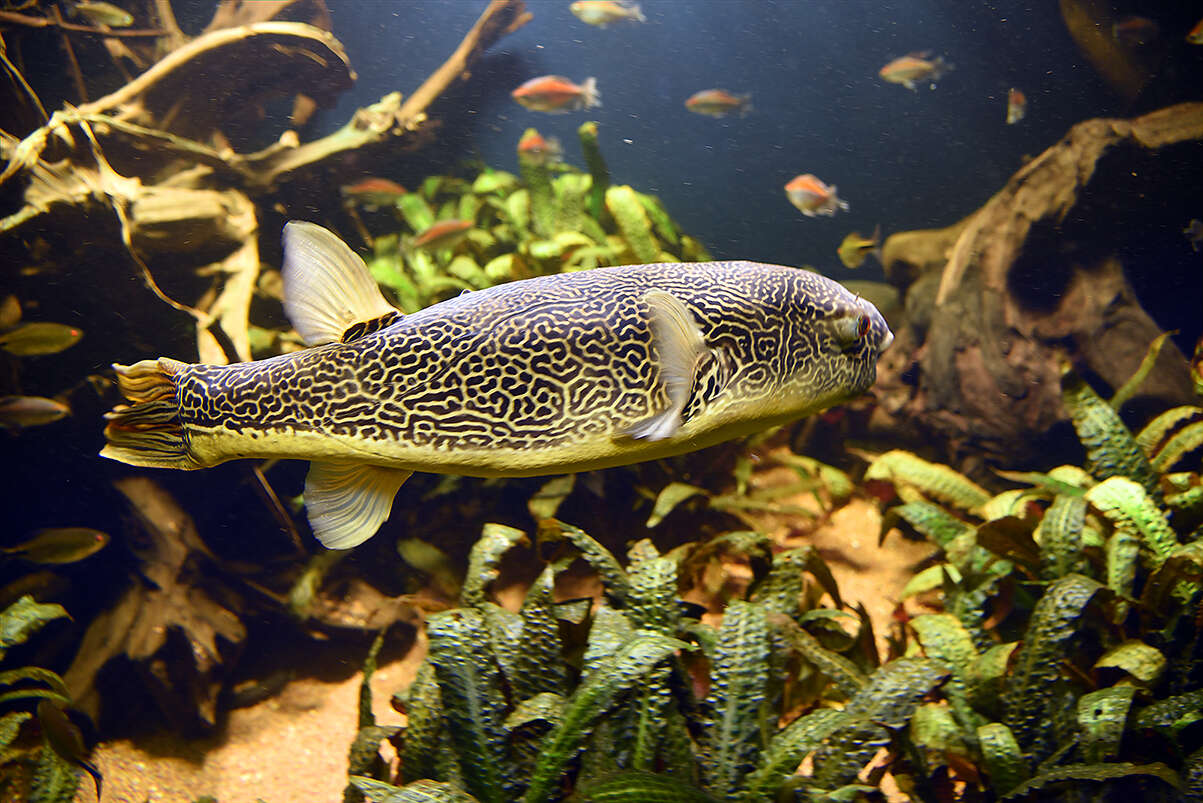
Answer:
622;290;710;441
303;460;412;549
282;221;398;346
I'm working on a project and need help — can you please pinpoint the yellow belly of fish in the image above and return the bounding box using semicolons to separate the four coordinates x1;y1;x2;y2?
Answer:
183;393;814;477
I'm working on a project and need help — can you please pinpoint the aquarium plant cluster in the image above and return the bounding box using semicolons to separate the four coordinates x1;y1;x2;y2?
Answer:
343;349;1203;802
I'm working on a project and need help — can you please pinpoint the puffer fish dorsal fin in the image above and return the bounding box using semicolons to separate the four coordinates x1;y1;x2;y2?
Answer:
282;221;397;346
623;290;711;441
304;460;413;549
341;311;402;343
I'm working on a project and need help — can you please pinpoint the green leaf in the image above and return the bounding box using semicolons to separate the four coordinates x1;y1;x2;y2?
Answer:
743;708;851;799
1077;685;1136;763
1036;495;1090;580
505;691;565;732
1003;574;1107;756
865;451;990;513
0;596;68;657
909;614;978;728
843;657;949;729
1002;762;1180;800
396;664;449;785
582;605;634;679
772;615;867;698
425;609;515;803
537;520;629;606
1094;640;1166;685
461;523;528;610
882;501;974;548
977;722;1028;796
1151;419;1203;472
1110;331;1175;410
350;777;480;802
397;194;436;234
966;643;1018;719
1136;405;1202;456
751;546;842;614
524;632;689;803
1086;477;1178;565
699;601;770;797
910;702;970;764
472;170;518;195
1132;690;1203;737
0;666;69;697
637;193;680;247
975;516;1041;569
527;475;575;521
1061;367;1159;498
626;555;679;636
576;770;720;802
646;483;708;528
992;469;1088;498
901;564;959;599
513;563;569;699
605;185;658;263
0;710;31;760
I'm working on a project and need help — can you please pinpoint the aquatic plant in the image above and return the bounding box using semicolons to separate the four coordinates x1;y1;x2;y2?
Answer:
0;596;90;802
344;123;711;318
341;349;1203;801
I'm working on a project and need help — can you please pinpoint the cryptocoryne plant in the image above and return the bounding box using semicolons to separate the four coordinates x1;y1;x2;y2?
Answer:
343;342;1203;801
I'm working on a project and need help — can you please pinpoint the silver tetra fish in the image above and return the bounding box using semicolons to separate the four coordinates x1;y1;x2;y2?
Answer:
102;223;893;549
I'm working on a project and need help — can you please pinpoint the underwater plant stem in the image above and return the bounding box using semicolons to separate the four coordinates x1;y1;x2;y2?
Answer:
0;44;49;123
49;6;88;104
249;462;305;554
151;0;188;51
0;10;165;37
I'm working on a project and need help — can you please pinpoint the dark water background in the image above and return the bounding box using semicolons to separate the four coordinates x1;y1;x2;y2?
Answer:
312;0;1199;285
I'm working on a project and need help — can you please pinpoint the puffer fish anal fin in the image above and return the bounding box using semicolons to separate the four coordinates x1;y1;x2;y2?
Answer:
623;290;711;441
282;221;398;346
304;460;413;549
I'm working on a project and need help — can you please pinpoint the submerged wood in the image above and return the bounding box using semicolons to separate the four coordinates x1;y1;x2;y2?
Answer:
875;102;1203;466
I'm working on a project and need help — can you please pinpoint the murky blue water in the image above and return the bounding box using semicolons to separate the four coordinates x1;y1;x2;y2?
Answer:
315;0;1198;279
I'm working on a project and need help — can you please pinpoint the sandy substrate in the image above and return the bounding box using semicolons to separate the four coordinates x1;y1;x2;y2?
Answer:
77;498;934;803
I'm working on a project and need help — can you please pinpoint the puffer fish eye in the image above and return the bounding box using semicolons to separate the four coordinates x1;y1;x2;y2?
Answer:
833;311;872;347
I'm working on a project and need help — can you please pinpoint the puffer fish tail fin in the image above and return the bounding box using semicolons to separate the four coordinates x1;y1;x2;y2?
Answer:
100;358;198;470
282;221;398;346
304;460;412;549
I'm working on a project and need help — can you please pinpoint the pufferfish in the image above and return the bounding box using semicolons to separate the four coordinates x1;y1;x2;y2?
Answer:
101;223;893;549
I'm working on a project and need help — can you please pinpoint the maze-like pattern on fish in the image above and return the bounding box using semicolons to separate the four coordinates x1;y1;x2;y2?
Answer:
174;261;887;454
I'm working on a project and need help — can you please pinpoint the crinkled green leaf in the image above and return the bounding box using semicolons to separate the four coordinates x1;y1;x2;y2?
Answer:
461;523;527;610
909;614;978;728
977;722;1028;796
750;546;841;616
1002;761;1180;800
0;710;31;760
901;564;959;599
647;483;708;528
1094;640;1166;685
843;657;949;729
577;770;720;802
472;169;518;195
1078;684;1136;763
527;475;575;521
0;666;69;697
397;193;436;234
505;691;565;732
1110;331;1175;410
772;614;866;697
605;185;658;263
425;609;515;803
1151;419;1203;472
865;451;990;513
396;663;451;785
582;605;634;680
1087;476;1177;565
975;516;1041;569
30;736;80;803
1136;406;1202;456
513;563;569;699
479;602;523;683
1062;367;1159;497
350;777;480;803
980;488;1037;521
993;469;1088;498
1142;540;1203;612
1003;574;1107;755
742;708;851;799
524;632;688;803
0;596;68;657
538;520;629;606
910;702;969;763
1037;495;1090;580
700;601;769;797
626;555;679;636
1132;690;1203;736
967;643;1018;718
882;500;974;548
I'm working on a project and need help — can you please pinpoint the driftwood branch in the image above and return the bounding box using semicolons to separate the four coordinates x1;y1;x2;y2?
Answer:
873;102;1203;466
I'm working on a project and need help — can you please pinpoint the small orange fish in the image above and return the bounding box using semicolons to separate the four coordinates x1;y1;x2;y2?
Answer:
785;174;849;218
570;0;645;27
1189;17;1203;44
411;219;474;251
340;178;407;210
684;89;752;118
517;130;563;166
879;52;952;91
1112;15;1159;46
1006;87;1027;125
512;75;601;113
